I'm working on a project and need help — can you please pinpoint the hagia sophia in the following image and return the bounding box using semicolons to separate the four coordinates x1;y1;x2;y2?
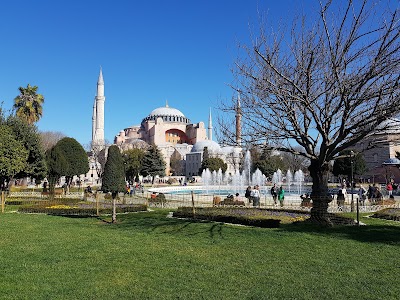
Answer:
91;69;400;182
92;69;242;178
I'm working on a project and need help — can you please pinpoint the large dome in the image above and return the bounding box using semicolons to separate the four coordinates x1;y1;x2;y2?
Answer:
149;106;185;118
191;140;221;154
142;104;190;125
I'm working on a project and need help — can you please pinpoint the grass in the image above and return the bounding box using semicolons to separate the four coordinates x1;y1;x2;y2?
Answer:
1;209;400;299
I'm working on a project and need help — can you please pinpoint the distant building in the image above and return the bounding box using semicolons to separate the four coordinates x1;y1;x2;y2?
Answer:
92;70;244;177
114;103;210;176
353;118;400;182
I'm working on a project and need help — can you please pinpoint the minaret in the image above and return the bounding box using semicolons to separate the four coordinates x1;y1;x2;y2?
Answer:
208;107;213;141
92;68;105;147
92;98;97;142
235;93;242;146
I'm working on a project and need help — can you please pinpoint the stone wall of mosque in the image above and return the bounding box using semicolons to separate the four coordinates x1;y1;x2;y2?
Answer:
353;133;400;170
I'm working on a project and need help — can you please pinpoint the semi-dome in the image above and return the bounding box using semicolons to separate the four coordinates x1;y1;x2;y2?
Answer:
191;140;221;153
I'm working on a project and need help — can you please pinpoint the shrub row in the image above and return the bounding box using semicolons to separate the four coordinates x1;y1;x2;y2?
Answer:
18;204;147;217
371;208;400;221
173;207;357;227
173;207;281;228
6;200;45;206
6;198;83;206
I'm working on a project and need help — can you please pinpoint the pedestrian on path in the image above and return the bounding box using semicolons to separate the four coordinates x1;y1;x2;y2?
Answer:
278;186;285;207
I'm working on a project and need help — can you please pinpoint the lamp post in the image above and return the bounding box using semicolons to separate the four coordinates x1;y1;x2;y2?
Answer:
350;151;355;213
350;151;359;225
91;165;94;185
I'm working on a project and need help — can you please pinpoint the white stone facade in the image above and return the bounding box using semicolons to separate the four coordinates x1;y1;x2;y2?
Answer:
114;104;209;175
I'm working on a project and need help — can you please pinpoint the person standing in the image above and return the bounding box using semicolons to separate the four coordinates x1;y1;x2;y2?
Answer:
370;184;378;204
367;184;375;204
358;185;367;206
252;185;261;207
387;182;393;198
244;186;252;205
271;183;278;205
245;186;252;205
278;186;285;207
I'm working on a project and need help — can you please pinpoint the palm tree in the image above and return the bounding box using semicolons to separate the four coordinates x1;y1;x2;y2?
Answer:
13;84;44;124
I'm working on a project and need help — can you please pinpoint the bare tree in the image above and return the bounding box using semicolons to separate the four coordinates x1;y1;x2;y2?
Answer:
39;131;65;151
281;148;310;173
219;1;399;225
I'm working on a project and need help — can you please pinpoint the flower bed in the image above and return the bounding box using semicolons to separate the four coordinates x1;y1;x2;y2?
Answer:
173;207;311;228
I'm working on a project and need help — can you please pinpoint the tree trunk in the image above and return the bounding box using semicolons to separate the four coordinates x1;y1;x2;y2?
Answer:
48;175;57;200
112;191;117;223
309;159;333;226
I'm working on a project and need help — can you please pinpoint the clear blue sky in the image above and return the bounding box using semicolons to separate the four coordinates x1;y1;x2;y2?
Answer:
0;0;396;146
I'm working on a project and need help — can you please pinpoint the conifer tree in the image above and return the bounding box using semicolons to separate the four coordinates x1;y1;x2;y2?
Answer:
102;145;125;223
46;145;68;197
141;145;166;184
55;137;89;186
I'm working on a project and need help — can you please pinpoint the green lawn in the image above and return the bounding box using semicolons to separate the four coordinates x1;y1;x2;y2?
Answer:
1;209;400;299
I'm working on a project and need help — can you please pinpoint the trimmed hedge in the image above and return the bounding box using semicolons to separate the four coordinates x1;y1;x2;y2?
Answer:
173;207;284;228
371;208;400;221
5;197;82;206
173;207;356;227
18;204;147;217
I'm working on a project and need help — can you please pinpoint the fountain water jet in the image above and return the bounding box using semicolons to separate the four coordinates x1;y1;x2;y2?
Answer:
243;150;252;186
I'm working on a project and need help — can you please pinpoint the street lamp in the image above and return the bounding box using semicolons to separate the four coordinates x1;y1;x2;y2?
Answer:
350;151;359;225
350;151;355;213
91;165;94;185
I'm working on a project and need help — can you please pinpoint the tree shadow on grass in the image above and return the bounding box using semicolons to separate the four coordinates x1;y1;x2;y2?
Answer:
280;222;400;245
99;210;400;245
100;211;225;240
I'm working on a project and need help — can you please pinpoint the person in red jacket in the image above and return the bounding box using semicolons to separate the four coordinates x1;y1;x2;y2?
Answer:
387;182;394;198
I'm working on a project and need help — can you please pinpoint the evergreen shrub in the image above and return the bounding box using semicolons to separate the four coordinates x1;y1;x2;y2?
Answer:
18;204;147;216
371;208;400;221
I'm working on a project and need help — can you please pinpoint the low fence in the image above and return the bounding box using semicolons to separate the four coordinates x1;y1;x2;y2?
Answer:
113;191;400;213
3;190;399;214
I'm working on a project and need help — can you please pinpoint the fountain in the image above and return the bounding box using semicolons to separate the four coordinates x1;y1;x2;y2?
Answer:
272;169;283;185
243;150;252;186
286;169;293;193
149;151;307;207
251;169;263;187
198;161;306;199
294;170;305;195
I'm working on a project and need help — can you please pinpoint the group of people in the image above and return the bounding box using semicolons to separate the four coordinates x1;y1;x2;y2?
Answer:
125;182;144;196
337;181;396;208
244;185;261;207
243;183;285;207
270;183;285;207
